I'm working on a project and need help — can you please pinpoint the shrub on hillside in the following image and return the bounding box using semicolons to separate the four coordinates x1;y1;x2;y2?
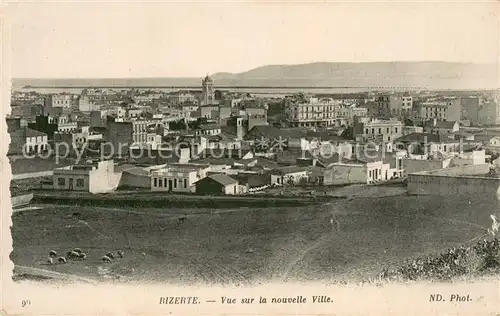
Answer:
379;238;500;282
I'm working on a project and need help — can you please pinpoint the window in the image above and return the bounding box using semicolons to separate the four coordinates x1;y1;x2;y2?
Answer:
184;179;187;188
159;179;163;187
395;127;398;133
378;128;381;134
174;179;177;188
154;178;158;187
387;128;390;133
58;178;65;186
164;178;167;188
76;179;84;187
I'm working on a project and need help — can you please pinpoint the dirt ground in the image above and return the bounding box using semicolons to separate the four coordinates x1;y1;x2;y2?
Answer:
10;193;498;285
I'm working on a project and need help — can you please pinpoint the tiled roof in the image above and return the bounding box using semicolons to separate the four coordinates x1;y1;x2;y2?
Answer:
206;173;238;186
253;158;281;169
197;124;221;131
122;167;150;176
316;153;342;166
434;121;458;129
395;133;448;143
272;149;309;165
193;157;236;165
244;125;306;140
305;130;347;141
238;158;258;165
24;127;47;137
271;166;307;175
197;148;252;160
353;153;385;163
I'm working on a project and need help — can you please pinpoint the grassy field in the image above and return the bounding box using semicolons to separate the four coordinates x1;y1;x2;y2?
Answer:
10;193;499;285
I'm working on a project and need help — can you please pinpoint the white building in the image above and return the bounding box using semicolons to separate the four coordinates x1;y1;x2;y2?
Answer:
151;163;210;193
108;106;126;119
451;150;486;166
49;160;121;194
324;155;403;185
285;97;339;127
270;166;309;185
78;95;100;112
194;124;222;136
46;94;73;108
354;119;403;143
20;128;48;154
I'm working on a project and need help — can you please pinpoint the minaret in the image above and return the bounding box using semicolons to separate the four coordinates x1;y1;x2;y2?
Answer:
201;74;214;106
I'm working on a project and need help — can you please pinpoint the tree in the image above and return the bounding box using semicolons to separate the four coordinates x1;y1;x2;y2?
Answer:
285;176;295;186
490;152;500;162
487;167;499;178
169;120;187;131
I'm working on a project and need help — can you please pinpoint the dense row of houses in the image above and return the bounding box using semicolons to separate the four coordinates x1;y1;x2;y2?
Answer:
8;78;500;197
37;119;488;195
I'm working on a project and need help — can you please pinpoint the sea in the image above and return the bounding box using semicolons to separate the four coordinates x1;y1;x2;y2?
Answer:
14;86;383;98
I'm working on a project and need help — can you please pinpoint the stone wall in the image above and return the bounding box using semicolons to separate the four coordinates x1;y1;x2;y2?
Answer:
407;164;500;197
403;158;450;176
323;164;367;185
119;171;150;189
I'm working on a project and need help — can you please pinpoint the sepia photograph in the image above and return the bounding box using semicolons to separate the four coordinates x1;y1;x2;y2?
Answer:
1;1;500;315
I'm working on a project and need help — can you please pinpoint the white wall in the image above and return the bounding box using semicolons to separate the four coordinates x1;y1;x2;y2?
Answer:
271;171;308;185
88;161;121;193
224;183;238;195
151;168;203;192
323;164;367;185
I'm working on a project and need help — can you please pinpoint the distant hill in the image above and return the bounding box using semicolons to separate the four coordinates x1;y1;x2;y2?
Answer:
12;61;499;90
211;61;498;90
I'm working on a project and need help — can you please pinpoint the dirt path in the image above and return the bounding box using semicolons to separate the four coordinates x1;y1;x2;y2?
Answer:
280;233;333;282
277;201;490;283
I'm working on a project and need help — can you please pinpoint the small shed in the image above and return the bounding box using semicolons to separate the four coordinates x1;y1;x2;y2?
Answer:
195;174;239;195
270;166;309;185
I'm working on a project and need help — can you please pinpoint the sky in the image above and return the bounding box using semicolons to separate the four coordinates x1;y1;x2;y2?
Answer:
5;1;499;78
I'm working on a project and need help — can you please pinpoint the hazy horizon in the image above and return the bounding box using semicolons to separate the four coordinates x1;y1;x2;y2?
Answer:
7;1;499;79
11;60;497;80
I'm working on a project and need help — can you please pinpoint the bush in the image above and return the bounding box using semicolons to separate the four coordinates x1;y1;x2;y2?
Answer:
379;238;500;282
456;250;485;274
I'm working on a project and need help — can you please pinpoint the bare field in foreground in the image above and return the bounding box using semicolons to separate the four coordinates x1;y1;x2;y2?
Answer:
10;194;498;285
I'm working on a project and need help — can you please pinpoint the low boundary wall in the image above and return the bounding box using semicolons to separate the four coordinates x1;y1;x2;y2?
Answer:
407;164;500;196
